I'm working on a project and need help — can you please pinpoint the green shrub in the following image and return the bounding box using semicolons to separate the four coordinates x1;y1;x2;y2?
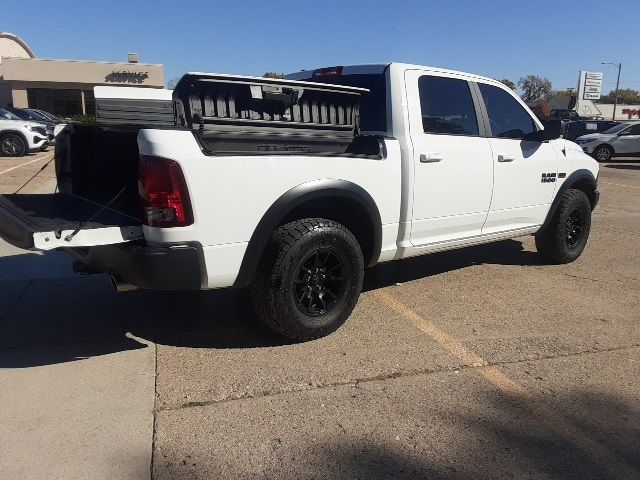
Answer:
67;114;96;124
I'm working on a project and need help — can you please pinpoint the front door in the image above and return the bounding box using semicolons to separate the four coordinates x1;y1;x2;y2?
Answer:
613;123;640;154
405;71;494;246
476;82;560;234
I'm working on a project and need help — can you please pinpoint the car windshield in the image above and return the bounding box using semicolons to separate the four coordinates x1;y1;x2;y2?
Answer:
603;123;629;134
0;108;23;121
24;109;53;122
34;110;63;122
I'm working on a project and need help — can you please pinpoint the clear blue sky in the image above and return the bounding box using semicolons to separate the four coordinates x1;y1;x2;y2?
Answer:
3;0;639;93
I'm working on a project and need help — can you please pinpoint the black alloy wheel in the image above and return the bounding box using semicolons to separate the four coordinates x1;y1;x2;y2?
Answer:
535;188;592;264
565;208;585;249
250;218;364;341
293;247;347;317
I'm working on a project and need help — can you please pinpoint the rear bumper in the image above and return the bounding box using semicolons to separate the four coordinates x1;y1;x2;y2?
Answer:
67;242;205;290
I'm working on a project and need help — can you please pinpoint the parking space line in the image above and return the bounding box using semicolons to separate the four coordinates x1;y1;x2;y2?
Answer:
0;153;53;176
373;289;638;479
600;181;640;190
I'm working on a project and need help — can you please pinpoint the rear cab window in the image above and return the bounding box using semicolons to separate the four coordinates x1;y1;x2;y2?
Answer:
301;72;388;133
418;76;479;136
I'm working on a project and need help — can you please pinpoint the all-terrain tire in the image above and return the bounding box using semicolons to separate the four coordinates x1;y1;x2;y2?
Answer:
0;133;27;157
535;189;592;264
250;218;364;341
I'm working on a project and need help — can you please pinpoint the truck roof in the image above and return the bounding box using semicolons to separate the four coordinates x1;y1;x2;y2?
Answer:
285;63;499;86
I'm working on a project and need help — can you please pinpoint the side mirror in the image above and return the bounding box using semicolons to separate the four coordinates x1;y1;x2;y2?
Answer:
618;130;630;136
524;119;563;142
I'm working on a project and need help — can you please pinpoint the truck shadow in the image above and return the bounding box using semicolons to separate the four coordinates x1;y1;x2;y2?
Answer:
363;239;542;291
1;239;543;367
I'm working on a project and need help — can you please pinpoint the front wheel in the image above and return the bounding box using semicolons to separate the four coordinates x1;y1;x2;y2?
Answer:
535;189;592;264
0;133;27;157
592;145;613;162
250;218;364;341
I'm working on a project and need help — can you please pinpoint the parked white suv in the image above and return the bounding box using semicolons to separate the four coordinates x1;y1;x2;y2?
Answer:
0;63;600;340
575;121;640;161
0;107;49;156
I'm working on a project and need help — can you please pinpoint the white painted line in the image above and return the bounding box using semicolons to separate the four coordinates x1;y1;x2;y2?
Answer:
0;153;53;176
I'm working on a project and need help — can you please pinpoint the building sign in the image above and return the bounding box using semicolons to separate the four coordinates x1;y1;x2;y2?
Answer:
104;70;149;84
578;71;603;100
622;109;640;119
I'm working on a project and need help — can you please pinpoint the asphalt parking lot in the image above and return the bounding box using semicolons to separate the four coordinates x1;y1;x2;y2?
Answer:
1;151;639;479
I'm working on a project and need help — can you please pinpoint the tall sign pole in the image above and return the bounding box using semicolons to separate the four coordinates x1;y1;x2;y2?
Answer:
602;62;622;121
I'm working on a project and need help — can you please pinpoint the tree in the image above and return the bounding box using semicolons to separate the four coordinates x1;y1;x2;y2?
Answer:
497;78;516;90
166;77;180;89
551;88;575;97
529;101;550;120
517;75;552;103
597;88;640;105
263;72;285;79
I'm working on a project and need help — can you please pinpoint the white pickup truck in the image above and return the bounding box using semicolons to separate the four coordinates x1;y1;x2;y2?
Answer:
0;63;600;340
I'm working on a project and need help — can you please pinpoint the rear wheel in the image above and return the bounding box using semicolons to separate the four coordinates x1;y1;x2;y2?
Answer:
535;189;592;264
592;145;613;162
0;133;27;157
250;218;364;341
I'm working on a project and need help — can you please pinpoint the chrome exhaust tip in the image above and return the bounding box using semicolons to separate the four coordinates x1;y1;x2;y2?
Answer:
110;275;138;293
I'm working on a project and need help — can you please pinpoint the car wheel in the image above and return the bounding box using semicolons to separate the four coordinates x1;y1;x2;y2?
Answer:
0;133;27;157
593;145;613;162
535;189;592;264
250;218;364;341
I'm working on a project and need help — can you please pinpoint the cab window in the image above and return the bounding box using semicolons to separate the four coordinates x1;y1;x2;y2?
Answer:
418;76;479;136
479;83;537;139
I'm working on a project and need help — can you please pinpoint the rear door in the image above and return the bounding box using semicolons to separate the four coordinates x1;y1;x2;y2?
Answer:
476;82;560;234
405;70;494;246
0;193;142;251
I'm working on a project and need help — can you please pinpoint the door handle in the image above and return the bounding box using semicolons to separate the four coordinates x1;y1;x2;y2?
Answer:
420;153;443;163
498;154;516;162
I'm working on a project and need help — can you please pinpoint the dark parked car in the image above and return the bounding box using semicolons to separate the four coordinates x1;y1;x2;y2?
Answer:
31;109;66;123
550;109;582;122
564;120;620;141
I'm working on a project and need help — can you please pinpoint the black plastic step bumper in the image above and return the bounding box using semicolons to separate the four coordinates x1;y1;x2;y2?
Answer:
67;242;205;290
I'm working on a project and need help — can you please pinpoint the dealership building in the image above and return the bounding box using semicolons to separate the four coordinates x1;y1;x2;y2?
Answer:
0;32;164;116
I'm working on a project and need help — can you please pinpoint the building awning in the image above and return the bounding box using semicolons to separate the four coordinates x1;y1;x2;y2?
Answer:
0;57;163;87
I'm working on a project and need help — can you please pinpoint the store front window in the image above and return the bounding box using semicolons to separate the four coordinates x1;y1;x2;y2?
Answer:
27;88;83;116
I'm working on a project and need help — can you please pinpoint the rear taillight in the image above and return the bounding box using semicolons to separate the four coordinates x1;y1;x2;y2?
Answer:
138;155;193;228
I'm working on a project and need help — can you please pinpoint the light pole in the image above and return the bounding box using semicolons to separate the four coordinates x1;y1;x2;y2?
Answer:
602;62;622;121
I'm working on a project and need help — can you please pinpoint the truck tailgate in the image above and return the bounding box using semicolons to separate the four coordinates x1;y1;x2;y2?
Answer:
0;193;142;250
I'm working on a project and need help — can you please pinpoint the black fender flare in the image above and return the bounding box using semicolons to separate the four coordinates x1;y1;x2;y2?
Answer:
233;179;382;287
539;169;597;232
